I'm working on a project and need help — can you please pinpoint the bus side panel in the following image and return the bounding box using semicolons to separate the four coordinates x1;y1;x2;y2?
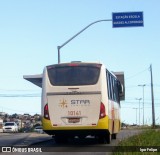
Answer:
105;67;121;135
113;103;121;133
101;65;114;135
108;100;121;134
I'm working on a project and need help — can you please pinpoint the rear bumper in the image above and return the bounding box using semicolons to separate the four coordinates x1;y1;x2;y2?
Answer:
44;129;109;137
42;116;110;136
3;129;14;132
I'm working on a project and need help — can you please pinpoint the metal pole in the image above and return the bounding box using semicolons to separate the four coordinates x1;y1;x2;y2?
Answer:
139;99;140;126
138;84;146;126
150;64;155;128
133;108;138;125
57;46;60;64
143;86;144;125
57;19;112;63
136;98;142;126
136;108;137;125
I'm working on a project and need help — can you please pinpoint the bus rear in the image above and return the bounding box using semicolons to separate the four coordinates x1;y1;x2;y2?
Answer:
42;62;110;142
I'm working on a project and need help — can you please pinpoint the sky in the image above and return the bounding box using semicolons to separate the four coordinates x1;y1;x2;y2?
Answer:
0;0;160;125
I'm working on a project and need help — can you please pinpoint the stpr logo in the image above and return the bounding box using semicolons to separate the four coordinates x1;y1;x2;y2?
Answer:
59;99;68;108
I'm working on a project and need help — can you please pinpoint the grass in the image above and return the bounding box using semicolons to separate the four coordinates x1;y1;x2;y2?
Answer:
113;129;160;155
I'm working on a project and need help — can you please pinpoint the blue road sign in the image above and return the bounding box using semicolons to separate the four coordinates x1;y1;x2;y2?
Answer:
112;12;144;28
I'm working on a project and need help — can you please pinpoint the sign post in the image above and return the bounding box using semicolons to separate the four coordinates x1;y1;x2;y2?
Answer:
57;11;144;63
112;12;144;28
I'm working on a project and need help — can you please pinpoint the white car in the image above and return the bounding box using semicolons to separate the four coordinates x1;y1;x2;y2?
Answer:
33;126;44;134
3;122;18;133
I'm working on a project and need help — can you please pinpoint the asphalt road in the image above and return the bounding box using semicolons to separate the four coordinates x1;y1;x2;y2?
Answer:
0;129;143;155
0;133;30;146
31;130;135;147
31;129;142;154
0;132;51;147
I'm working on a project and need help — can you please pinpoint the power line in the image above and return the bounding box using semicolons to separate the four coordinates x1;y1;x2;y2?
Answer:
0;94;40;97
122;100;157;103
0;89;40;92
125;68;149;80
0;105;40;114
122;105;160;108
125;84;150;89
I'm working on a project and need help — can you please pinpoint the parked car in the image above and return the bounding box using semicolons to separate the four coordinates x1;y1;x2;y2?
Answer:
33;126;44;134
3;122;18;133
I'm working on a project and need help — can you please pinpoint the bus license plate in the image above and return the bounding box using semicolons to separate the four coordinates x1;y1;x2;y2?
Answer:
68;118;80;123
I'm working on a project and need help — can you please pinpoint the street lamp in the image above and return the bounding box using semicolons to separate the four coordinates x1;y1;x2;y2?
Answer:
135;98;142;126
57;19;112;64
138;84;146;126
133;108;138;125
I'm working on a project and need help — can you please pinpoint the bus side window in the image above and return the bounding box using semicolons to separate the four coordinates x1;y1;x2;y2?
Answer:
113;79;116;102
109;74;114;100
115;80;120;103
111;75;115;101
107;71;111;99
106;71;120;103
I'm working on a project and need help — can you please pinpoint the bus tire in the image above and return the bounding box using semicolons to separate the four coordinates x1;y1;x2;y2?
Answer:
54;135;68;144
112;133;117;139
106;133;111;144
98;136;107;144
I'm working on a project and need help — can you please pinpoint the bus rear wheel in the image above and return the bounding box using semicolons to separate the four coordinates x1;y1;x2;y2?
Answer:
98;133;111;144
54;135;68;144
112;133;117;139
106;133;111;144
98;136;107;144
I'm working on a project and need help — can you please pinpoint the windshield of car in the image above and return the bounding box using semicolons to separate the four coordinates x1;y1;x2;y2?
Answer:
4;122;15;126
35;126;42;129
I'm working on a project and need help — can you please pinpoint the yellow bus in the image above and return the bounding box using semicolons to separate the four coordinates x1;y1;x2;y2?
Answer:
24;62;125;144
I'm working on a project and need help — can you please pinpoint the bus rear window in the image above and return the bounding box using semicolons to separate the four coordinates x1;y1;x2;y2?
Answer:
47;65;100;86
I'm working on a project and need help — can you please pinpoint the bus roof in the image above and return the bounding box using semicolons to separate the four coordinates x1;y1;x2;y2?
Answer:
46;62;102;68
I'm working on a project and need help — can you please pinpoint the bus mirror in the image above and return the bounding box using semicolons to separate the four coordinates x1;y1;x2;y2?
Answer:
117;82;123;94
119;84;124;97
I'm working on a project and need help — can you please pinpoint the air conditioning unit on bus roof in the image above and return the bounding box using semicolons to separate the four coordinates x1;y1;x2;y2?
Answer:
70;61;82;63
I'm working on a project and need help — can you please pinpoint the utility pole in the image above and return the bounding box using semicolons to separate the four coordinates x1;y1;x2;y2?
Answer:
136;98;142;126
138;84;146;125
150;64;155;128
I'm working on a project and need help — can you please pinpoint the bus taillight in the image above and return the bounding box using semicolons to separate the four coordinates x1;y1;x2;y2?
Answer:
99;102;106;119
44;104;50;120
